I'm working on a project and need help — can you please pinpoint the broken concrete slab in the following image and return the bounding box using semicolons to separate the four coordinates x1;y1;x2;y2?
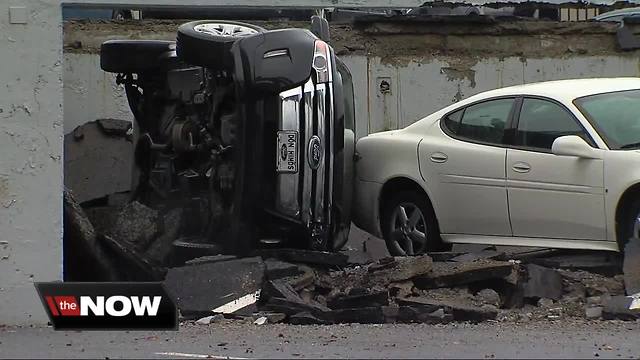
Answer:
394;305;454;324
602;294;640;320
413;259;512;290
317;255;433;291
330;306;385;324
450;250;506;263
264;259;304;280
523;264;563;301
327;289;389;310
107;201;159;252
145;208;183;265
263;297;331;318
531;250;622;277
96;118;131;137
256;248;349;268
262;280;303;303
289;312;331;325
164;257;265;316
398;297;498;323
558;269;625;297
100;234;166;281
63;190;120;281
623;237;640;295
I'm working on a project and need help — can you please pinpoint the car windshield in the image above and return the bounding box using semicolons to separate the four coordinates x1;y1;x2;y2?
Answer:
574;89;640;150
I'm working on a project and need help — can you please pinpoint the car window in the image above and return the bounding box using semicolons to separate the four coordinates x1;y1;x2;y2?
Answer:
442;109;463;134
516;98;588;150
574;89;640;149
457;98;513;144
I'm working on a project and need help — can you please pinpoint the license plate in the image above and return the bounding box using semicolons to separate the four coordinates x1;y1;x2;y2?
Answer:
276;130;298;173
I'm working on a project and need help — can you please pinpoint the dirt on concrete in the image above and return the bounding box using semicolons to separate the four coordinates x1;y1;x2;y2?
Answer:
63;18;640;66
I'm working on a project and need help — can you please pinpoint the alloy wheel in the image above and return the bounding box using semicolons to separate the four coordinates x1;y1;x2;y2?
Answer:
389;202;428;256
193;23;259;38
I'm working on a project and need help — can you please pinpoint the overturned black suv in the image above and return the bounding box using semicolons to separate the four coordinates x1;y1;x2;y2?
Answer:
100;19;355;256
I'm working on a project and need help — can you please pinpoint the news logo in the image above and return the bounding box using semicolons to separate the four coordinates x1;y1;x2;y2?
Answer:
35;282;178;330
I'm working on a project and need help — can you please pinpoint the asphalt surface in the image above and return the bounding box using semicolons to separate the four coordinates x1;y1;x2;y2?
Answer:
2;320;640;359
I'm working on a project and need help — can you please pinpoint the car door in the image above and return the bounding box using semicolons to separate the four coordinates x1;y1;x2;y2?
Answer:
506;97;606;240
418;97;515;236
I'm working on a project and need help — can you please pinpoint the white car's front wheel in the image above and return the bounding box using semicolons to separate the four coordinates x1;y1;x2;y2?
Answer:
382;191;449;256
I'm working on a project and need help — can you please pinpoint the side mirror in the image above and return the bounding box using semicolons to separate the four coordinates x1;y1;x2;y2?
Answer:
551;135;602;159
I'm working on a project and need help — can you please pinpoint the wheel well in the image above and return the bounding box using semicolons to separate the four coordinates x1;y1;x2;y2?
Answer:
615;183;640;247
379;177;439;232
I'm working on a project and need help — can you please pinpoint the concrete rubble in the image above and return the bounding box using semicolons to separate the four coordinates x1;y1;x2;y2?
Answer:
64;188;640;325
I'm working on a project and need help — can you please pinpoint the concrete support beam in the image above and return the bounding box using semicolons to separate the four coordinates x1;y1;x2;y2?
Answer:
0;0;63;325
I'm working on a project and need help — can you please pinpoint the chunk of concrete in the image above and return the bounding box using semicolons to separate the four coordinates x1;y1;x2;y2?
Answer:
413;259;512;290
327;290;389;310
289;312;331;325
623;237;640;295
476;288;501;308
256;248;349;268
585;306;603;319
145;208;183;265
523;264;563;301
317;255;433;291
63;190;120;281
531;251;621;277
107;201;159;252
164;257;265;316
450;250;506;263
398;297;497;323
558;269;625;297
264;259;303;280
602;294;640;320
330;307;385;324
96;118;131;137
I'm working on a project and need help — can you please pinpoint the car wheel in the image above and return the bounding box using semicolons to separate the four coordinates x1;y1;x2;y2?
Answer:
382;191;448;256
176;20;265;69
620;199;640;251
101;40;176;73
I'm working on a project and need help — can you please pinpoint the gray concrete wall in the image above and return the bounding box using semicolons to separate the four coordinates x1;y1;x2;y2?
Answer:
64;53;132;134
342;55;640;137
0;1;63;325
63;53;640;140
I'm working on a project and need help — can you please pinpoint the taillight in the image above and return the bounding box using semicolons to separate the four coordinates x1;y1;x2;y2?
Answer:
313;40;330;83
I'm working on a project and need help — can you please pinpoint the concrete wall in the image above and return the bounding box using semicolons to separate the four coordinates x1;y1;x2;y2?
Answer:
0;1;63;325
66;52;640;140
64;53;132;134
341;55;640;137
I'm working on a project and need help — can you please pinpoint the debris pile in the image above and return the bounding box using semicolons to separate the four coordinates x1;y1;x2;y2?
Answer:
64;190;640;325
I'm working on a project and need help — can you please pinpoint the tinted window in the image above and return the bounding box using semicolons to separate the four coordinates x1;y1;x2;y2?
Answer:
457;99;513;144
516;98;587;150
574;89;640;150
442;109;463;134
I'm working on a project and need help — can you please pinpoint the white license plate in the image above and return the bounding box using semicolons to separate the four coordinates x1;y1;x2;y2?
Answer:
276;130;298;173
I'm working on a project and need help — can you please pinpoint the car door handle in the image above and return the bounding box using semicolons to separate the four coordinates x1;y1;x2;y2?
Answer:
512;162;531;173
429;152;448;163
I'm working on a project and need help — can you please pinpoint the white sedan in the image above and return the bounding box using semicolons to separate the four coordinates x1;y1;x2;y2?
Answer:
353;78;640;256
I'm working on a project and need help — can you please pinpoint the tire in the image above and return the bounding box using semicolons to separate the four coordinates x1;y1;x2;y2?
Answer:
100;40;175;73
176;20;265;69
381;190;450;256
619;198;640;252
310;16;331;42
